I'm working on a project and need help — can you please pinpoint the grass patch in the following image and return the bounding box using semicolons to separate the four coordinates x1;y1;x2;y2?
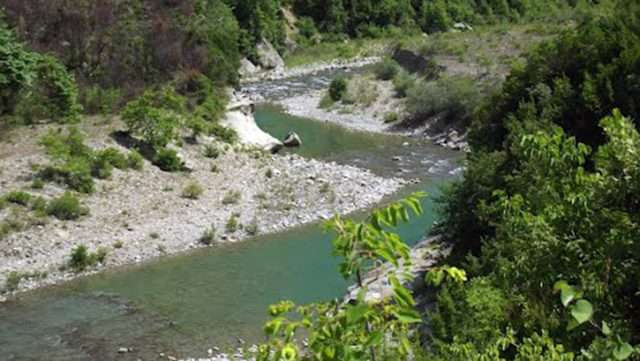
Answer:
222;190;242;205
46;192;88;220
182;181;204;200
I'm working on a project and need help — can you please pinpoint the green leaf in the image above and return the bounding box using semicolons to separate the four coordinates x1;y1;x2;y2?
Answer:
602;321;611;336
426;269;445;287
346;304;368;324
553;280;570;293
561;286;576;307
570;300;593;325
613;343;634;360
393;307;423;324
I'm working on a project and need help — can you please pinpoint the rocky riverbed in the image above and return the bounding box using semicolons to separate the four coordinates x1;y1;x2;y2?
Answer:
0;120;405;296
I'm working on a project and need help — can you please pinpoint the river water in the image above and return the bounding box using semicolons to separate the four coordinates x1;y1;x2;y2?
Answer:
0;91;462;361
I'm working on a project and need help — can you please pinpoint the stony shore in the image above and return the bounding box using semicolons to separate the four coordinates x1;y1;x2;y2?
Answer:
0;120;405;297
278;86;470;152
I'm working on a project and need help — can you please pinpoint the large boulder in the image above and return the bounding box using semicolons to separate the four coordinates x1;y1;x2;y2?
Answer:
256;38;285;70
283;132;302;147
220;96;283;153
238;58;259;78
392;48;443;79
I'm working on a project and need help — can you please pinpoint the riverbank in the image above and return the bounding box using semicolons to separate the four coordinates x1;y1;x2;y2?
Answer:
0;119;405;297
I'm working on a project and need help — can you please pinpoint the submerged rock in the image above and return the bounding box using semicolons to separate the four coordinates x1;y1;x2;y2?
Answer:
283;132;302;147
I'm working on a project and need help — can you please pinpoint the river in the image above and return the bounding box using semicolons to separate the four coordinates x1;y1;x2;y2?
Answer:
0;84;462;361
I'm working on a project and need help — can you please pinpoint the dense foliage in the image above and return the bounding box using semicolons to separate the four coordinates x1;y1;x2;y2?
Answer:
291;0;585;37
429;2;640;359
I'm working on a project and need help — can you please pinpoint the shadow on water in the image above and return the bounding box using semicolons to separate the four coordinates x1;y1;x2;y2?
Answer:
0;107;462;360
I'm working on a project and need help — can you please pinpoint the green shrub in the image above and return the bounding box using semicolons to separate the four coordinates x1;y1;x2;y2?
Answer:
127;150;144;170
204;144;220;159
384;112;399;123
16;55;82;123
4;271;21;292
40;163;95;194
29;196;48;214
69;245;107;272
39;128;96;193
225;214;239;233
392;70;416;98
121;86;187;148
406;76;481;121
46;192;87;220
182;181;204;199
4;191;32;206
222;190;242;205
153;148;183;172
245;218;259;236
30;178;45;189
373;58;400;81
209;123;238;144
200;225;217;245
329;77;348;101
0;20;38;117
96;148;128;170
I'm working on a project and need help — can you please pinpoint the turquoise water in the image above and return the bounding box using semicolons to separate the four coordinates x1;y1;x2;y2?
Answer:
0;108;461;360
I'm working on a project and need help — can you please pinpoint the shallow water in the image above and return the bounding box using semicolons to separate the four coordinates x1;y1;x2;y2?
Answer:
0;106;462;360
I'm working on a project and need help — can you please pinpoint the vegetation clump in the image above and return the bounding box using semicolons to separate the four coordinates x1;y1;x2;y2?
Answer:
182;181;204;200
328;77;348;102
46;192;87;220
68;245;107;272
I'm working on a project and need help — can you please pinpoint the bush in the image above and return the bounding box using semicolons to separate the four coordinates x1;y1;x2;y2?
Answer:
329;77;348;101
46;192;87;220
384;112;399;123
39;128;96;193
4;191;32;206
127;150;144;170
225;214;239;233
406;76;481;121
209;123;238;144
222;190;242;205
373;58;400;81
69;245;107;272
200;225;217;245
15;54;83;123
29;196;48;214
153;148;183;172
4;271;21;292
392;70;416;98
31;178;45;189
204;144;220;159
182;181;204;199
121;86;187;148
96;148;128;170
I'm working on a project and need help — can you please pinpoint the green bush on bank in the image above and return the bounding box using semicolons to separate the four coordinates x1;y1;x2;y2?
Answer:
46;192;88;220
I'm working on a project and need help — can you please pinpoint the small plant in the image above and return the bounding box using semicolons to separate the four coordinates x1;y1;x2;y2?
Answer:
329;77;348;101
69;245;107;272
374;58;400;80
265;168;273;178
149;232;160;239
96;147;128;170
204;144;220;159
392;70;416;98
222;190;241;205
319;182;331;194
225;214;239;233
384;112;399;123
182;181;204;199
46;192;88;220
127;150;144;170
5;271;22;292
31;178;45;189
113;240;124;249
29;196;48;214
4;191;32;206
210;164;220;173
153;148;183;172
200;225;217;245
246;218;259;236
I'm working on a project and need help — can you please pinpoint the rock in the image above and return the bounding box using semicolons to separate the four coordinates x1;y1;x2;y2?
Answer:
221;95;284;153
256;38;284;70
283;132;302;147
392;156;402;162
238;58;259;78
118;347;130;354
453;22;473;31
